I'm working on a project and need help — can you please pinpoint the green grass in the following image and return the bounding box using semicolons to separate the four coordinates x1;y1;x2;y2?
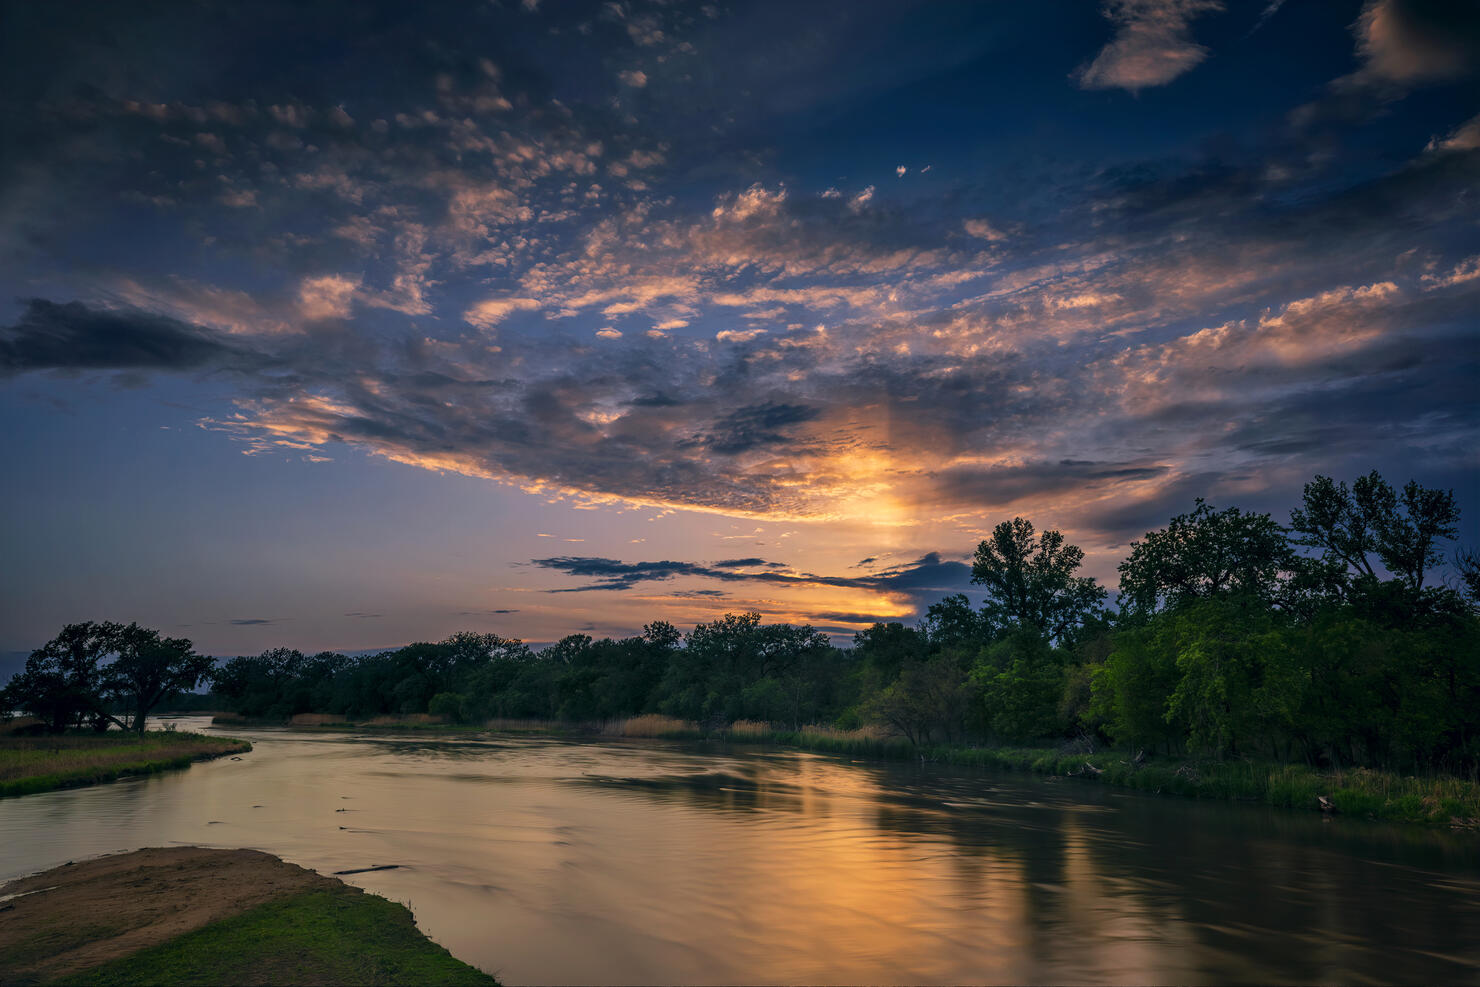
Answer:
50;887;498;987
719;726;1480;829
0;732;251;798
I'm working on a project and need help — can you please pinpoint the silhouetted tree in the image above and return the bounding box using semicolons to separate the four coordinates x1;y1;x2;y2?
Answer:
105;623;215;733
2;622;125;731
1290;471;1460;596
971;518;1106;642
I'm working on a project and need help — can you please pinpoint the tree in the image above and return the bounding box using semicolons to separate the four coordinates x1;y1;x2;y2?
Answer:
973;630;1064;742
105;623;215;733
971;518;1106;643
1456;548;1480;608
865;657;974;746
852;622;927;684
1117;499;1295;615
1290;472;1460;595
1;622;125;732
919;595;987;653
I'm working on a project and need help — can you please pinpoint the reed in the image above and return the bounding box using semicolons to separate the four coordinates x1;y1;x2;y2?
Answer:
601;714;701;738
288;713;350;726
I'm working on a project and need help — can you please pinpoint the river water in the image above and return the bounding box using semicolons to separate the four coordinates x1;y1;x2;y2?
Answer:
2;718;1477;984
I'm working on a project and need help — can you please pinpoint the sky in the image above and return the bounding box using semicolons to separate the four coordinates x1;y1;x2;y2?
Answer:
1;0;1477;662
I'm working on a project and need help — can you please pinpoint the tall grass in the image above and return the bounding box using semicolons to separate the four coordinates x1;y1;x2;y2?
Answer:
0;732;252;798
601;714;701;738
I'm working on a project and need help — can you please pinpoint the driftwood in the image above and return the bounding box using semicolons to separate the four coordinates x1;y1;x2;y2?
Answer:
1317;795;1336;814
332;864;401;875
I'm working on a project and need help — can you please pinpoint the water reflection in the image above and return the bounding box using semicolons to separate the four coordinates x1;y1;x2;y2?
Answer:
1;720;1477;984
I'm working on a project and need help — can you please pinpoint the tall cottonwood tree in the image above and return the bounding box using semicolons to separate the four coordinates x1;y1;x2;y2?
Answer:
970;518;1106;643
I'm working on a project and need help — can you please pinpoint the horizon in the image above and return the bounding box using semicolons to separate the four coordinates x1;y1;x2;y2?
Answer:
3;0;1478;660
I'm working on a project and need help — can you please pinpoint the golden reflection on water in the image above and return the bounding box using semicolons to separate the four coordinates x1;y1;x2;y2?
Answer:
2;720;1479;985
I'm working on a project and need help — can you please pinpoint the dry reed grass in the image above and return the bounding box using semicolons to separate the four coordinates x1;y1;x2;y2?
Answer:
366;713;445;726
601;714;699;738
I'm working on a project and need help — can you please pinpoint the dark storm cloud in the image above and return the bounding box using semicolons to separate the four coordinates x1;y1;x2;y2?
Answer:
930;460;1171;508
685;402;823;455
530;552;973;598
0;299;253;375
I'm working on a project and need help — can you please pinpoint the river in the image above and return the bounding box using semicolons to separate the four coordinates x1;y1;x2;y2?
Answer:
2;717;1478;984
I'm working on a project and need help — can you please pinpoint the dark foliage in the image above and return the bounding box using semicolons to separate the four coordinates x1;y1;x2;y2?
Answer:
6;471;1476;775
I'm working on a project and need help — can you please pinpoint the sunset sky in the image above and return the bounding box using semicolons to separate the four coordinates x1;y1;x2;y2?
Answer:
2;0;1477;662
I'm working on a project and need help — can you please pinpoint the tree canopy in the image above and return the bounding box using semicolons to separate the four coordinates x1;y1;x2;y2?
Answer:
5;469;1475;777
970;518;1106;643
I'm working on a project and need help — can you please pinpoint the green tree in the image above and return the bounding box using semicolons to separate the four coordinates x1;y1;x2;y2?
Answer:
974;630;1064;742
1117;499;1295;615
105;623;215;733
971;518;1106;643
1090;622;1184;753
864;657;974;746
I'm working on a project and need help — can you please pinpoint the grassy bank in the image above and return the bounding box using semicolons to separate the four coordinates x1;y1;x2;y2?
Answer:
60;887;496;986
502;715;1480;829
207;709;1480;829
739;725;1480;829
0;731;252;798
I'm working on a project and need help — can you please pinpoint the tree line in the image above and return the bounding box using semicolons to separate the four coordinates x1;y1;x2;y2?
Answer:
5;471;1477;774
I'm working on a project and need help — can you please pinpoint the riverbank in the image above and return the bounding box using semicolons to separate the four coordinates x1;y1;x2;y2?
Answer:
760;728;1480;829
0;846;497;986
207;711;1480;829
0;731;252;799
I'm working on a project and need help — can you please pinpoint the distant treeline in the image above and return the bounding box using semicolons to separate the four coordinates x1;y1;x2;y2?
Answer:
8;471;1480;775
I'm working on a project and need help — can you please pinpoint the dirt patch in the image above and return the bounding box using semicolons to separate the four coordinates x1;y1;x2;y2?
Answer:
0;846;342;983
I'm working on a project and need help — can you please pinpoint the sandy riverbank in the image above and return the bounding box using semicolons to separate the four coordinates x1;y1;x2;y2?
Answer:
0;847;496;985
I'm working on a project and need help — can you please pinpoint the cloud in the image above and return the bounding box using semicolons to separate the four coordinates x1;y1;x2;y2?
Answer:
1422;256;1480;290
529;552;973;605
1344;0;1480;88
0;299;251;375
595;327;623;338
229;618;274;625
688;402;821;455
465;297;541;329
5;3;1477;545
962;218;1007;241
1074;0;1224;93
297;274;359;321
618;69;648;88
1427;113;1480;154
714;327;767;343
